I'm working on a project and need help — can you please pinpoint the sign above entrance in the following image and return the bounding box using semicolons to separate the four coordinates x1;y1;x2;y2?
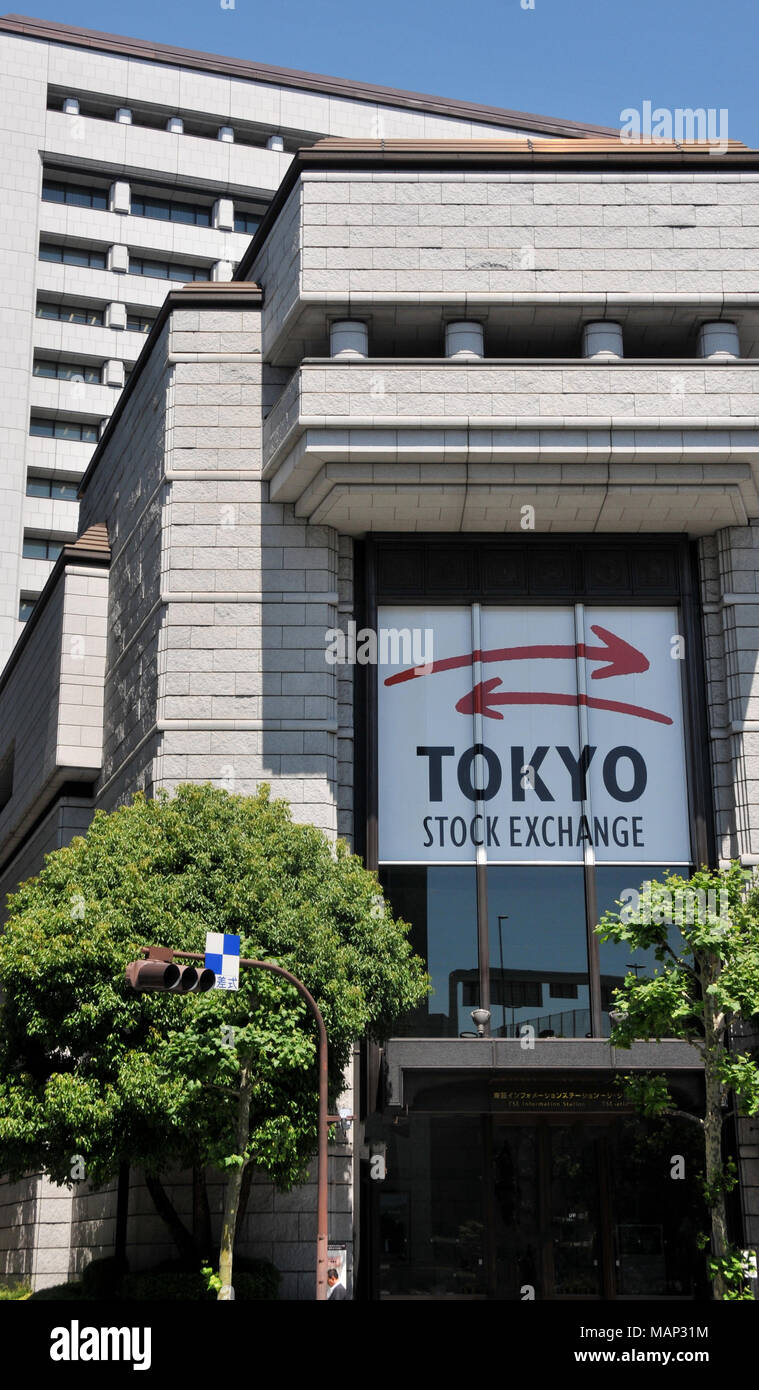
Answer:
377;605;690;865
490;1077;633;1113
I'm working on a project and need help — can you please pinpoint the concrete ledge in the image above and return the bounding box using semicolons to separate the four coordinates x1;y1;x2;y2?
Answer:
384;1036;702;1108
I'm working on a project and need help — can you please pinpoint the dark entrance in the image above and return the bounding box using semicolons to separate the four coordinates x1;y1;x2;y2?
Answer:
376;1112;708;1300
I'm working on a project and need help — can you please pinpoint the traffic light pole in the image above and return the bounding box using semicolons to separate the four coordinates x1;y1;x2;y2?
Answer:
133;946;330;1302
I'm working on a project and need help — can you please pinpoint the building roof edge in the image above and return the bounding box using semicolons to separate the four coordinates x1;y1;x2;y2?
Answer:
0;13;619;138
235;138;759;279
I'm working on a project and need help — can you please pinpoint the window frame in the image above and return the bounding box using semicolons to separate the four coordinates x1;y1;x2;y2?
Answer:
41;179;108;211
130;192;212;227
36;301;105;326
361;535;713;1040
39;242;108;270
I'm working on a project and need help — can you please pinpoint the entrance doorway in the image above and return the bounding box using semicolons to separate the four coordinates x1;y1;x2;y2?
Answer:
377;1113;708;1300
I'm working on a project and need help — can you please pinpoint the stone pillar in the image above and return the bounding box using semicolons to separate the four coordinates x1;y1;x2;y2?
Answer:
267;133;284;151
108;182;130;215
445;321;484;358
107;245;129;274
698;321;740;359
105;303;127;331
330;321;368;358
218;125;234;143
166;116;184;134
115;108;132;125
213;198;235;231
103;360;125;389
581;321;624;359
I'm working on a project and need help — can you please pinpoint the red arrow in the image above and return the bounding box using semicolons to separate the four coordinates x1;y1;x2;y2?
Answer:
384;625;649;686
455;678;672;726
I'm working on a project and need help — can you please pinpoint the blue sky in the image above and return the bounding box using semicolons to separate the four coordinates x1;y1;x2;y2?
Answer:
9;0;759;144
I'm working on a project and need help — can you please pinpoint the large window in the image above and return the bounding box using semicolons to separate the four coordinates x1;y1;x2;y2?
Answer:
126;313;154;333
36;301;104;326
379;866;477;1037
487;867;589;1038
130;193;211;226
39;242;107;270
376;592;694;1038
34;359;100;383
128;255;210;282
234;210;261;235
22;536;64;561
42;179;108;210
26;476;79;501
29;417;98;443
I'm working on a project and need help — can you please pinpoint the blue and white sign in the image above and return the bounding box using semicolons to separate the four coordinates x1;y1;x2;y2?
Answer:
205;932;241;991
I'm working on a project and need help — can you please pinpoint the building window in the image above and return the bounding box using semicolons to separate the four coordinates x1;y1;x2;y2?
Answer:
18;597;37;623
233;211;261;235
128;255;210;282
126;313;154;333
26;476;79;501
42;179;108;210
130;193;211;226
34;359;101;383
39;243;108;270
22;536;64;561
36;301;104;326
29;417;98;443
374;579;694;1039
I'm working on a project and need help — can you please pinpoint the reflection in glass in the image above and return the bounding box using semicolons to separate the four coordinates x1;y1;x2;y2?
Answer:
487;868;589;1038
609;1116;708;1297
379;867;477;1037
379;1116;486;1299
595;865;690;1037
492;1126;540;1297
550;1125;602;1296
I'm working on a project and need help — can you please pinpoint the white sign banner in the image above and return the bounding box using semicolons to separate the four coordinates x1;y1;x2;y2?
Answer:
377;605;690;865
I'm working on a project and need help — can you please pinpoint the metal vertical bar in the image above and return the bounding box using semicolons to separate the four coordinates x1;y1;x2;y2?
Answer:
472;602;491;1024
574;603;602;1036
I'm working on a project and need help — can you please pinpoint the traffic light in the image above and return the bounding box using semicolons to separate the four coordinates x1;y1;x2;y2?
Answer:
125;958;215;993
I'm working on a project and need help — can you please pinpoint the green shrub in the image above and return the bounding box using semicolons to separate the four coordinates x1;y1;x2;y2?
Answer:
121;1270;211;1301
0;1282;32;1300
29;1282;90;1300
122;1257;280;1301
80;1255;128;1298
233;1257;281;1300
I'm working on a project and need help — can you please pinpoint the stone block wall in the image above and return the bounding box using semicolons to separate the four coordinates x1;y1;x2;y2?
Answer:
700;524;759;866
68;289;359;1295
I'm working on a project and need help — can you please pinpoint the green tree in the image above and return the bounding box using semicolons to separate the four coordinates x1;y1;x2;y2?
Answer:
596;862;759;1299
0;783;428;1296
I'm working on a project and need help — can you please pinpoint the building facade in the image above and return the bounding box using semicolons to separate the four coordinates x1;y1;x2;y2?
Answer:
0;12;611;677
1;32;759;1302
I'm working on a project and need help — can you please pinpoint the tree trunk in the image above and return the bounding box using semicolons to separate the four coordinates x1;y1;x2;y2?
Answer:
114;1162;130;1267
192;1166;213;1262
234;1158;254;1248
217;1060;253;1300
701;951;728;1300
144;1171;197;1266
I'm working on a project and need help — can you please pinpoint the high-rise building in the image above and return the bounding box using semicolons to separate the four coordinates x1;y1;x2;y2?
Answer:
0;13;609;674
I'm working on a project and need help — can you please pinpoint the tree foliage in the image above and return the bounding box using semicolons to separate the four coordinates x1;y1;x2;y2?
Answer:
0;784;428;1203
596;862;759;1298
